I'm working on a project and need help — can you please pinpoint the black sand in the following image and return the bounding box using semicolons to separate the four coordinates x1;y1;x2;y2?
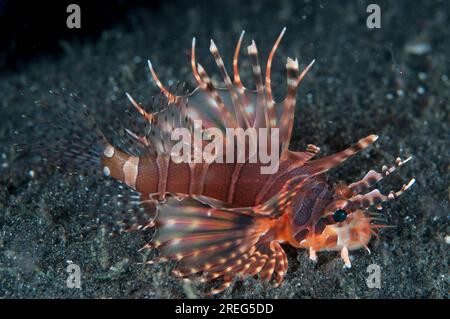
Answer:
0;0;448;298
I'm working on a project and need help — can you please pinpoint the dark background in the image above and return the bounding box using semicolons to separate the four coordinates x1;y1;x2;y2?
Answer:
0;0;160;70
0;0;448;298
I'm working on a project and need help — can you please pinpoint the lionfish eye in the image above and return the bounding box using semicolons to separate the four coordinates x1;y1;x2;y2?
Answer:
332;209;347;222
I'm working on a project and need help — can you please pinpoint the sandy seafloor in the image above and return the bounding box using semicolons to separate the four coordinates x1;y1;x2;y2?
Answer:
0;0;448;298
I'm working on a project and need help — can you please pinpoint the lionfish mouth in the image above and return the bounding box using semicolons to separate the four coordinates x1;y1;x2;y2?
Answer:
300;208;397;268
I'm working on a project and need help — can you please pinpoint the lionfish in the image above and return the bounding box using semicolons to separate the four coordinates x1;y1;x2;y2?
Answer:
26;28;414;295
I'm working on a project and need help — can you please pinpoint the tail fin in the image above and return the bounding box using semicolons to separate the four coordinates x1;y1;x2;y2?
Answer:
147;193;289;295
14;89;162;239
15;90;109;175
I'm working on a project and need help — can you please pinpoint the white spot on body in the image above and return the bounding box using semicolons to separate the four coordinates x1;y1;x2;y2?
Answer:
123;156;139;188
103;145;115;158
103;166;110;176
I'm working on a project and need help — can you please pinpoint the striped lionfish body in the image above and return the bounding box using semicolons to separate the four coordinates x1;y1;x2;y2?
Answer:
31;29;415;295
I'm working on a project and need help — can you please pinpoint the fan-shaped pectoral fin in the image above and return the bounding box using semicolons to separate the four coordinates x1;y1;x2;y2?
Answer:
149;194;281;292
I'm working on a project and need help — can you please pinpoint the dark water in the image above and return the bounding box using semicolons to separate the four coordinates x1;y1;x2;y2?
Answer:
0;0;448;298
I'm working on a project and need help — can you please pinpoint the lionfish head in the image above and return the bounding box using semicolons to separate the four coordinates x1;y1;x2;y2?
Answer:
308;156;415;255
